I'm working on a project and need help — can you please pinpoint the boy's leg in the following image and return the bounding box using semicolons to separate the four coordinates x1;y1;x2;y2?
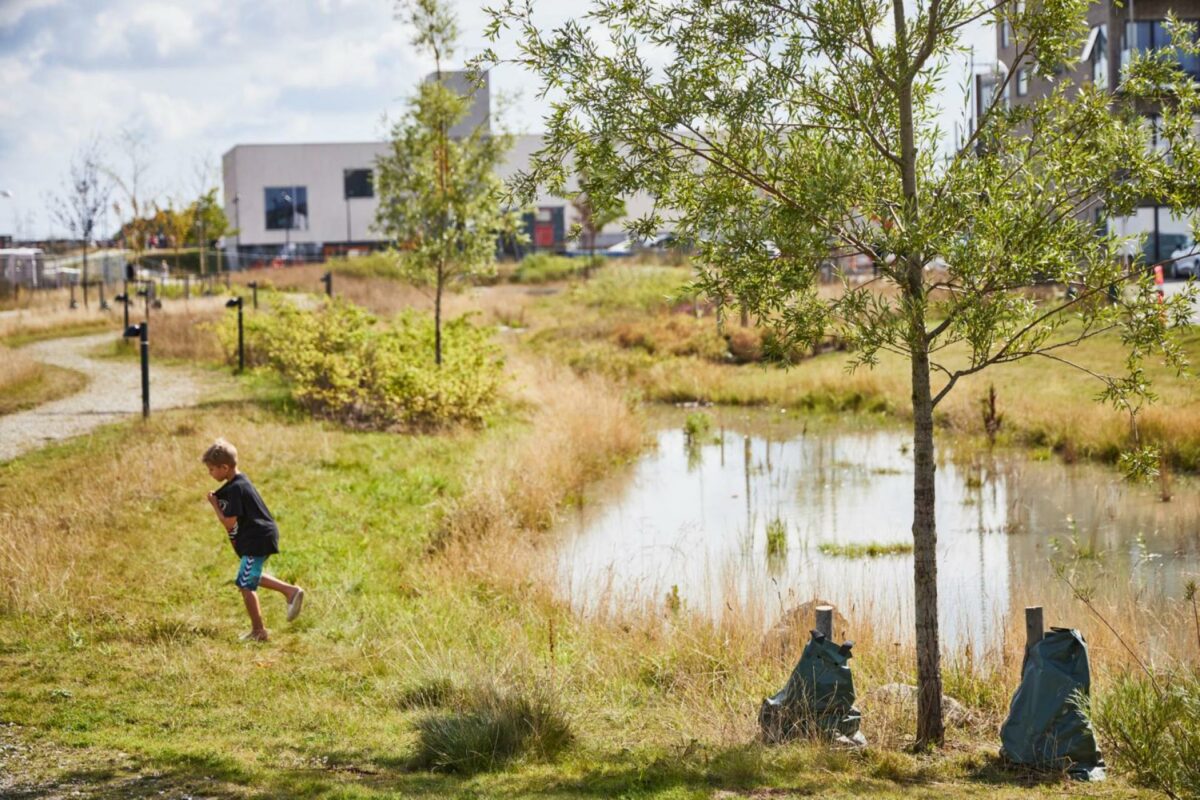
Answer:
235;555;269;638
240;588;266;636
258;574;299;601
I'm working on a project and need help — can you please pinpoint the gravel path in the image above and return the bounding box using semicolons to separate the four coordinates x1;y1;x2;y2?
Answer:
0;332;222;463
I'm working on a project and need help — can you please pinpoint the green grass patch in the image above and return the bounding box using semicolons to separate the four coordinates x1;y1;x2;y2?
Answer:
818;541;914;558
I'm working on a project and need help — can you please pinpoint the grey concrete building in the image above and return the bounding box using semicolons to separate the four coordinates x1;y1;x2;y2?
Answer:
222;71;654;264
971;1;1200;273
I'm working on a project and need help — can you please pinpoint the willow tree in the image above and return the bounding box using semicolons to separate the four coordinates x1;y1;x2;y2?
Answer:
376;0;519;366
484;0;1200;745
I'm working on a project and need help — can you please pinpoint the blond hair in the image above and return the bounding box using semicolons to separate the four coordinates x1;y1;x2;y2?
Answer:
201;438;238;467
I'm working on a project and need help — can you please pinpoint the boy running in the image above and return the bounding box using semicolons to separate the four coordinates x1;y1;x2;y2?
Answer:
202;439;304;642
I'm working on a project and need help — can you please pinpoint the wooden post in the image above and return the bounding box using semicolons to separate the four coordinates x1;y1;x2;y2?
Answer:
815;605;834;640
1025;606;1044;653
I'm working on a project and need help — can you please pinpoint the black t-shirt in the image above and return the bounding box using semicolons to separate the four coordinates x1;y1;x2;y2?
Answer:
214;473;280;557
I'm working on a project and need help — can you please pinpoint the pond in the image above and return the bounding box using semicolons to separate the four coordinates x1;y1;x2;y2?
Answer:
554;409;1200;652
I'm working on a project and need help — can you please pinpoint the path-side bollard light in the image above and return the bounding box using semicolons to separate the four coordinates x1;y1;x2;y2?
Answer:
248;280;259;310
114;292;131;329
225;297;244;373
321;271;332;297
123;322;150;418
136;285;150;321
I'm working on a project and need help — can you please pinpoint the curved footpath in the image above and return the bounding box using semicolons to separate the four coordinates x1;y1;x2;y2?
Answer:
0;332;224;463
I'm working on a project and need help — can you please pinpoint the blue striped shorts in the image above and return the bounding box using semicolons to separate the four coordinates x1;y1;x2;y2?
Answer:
235;555;269;590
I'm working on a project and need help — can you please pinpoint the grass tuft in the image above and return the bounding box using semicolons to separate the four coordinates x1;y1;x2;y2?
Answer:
409;683;574;774
765;517;788;558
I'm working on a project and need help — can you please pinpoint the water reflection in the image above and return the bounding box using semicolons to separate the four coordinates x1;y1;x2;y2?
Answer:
555;410;1200;651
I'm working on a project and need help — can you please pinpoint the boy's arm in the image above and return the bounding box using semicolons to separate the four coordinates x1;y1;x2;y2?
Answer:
207;492;239;550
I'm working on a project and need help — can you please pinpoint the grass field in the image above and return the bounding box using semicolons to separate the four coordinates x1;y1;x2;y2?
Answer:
2;263;1196;798
0;351;1184;799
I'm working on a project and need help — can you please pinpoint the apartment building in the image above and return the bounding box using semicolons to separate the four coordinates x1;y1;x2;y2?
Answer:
971;1;1200;273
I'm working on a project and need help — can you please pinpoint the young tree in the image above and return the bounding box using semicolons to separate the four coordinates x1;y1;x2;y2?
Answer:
160;199;196;273
375;0;520;365
570;188;625;277
49;138;111;307
485;0;1200;745
109;127;156;277
191;188;233;275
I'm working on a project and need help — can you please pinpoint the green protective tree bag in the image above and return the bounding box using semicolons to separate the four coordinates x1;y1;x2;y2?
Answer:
1000;628;1105;781
759;630;865;746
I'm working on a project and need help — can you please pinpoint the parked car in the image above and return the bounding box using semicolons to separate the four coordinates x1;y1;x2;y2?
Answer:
1168;237;1199;279
605;231;677;256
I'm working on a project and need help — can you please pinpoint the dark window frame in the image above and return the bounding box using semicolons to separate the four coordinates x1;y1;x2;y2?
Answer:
264;186;309;231
343;168;374;199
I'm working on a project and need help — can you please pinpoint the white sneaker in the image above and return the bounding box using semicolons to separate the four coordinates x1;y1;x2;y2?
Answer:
287;588;305;622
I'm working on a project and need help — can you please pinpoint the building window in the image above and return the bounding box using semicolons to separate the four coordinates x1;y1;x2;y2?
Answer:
265;186;308;231
344;169;374;199
1016;68;1029;96
1122;19;1200;78
1001;20;1011;48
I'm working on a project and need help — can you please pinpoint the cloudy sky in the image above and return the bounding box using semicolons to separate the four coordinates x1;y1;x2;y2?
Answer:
0;0;992;240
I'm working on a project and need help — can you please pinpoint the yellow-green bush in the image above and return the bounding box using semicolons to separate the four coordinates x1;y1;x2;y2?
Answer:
512;253;579;284
221;298;504;428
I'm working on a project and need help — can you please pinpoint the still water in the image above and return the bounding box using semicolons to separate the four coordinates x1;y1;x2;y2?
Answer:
555;410;1200;651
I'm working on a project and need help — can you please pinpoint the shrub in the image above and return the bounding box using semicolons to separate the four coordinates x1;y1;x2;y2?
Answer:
512;253;579;284
571;266;693;312
224;298;504;429
410;683;574;774
1091;672;1200;799
332;251;405;279
612;315;728;361
726;327;764;363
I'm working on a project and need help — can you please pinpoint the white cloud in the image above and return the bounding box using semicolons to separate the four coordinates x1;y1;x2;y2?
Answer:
0;0;62;29
1;0;995;239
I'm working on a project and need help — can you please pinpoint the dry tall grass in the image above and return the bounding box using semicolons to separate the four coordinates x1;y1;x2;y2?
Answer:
0;343;42;391
109;305;226;362
230;263;544;323
437;355;647;552
0;295;231;344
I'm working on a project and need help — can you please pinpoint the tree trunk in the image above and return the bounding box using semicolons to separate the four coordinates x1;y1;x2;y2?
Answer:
892;0;944;747
435;263;443;367
911;344;945;747
82;246;89;309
